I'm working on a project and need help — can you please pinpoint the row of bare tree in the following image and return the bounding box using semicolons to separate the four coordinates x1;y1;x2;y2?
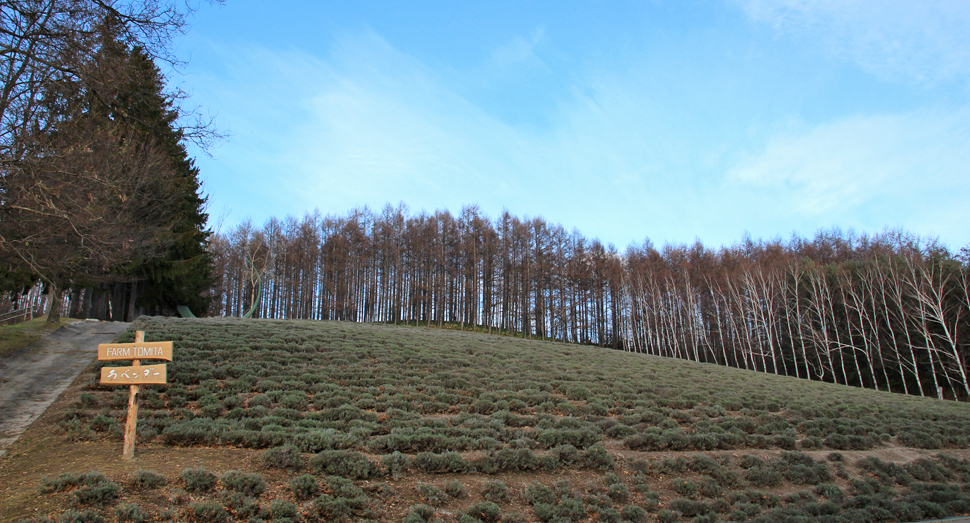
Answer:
625;232;969;400
211;206;970;400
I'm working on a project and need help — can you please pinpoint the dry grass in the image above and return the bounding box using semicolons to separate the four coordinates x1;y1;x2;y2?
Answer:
0;316;77;358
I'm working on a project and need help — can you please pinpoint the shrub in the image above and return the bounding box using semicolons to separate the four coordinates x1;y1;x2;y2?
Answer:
601;472;621;486
310;450;381;479
553;497;587;521
897;430;944;449
798;436;822;450
280;392;308;410
260;444;304;470
187;500;228;523
605;424;636;439
61;418;96;442
661;429;690;450
856;456;912;485
248;394;272;407
88;414;117;433
381;451;410;478
624;431;662;450
180;468;217;493
221;470;267;497
268;500;299;519
813;483;844;501
444;479;467;498
696;476;722;499
415;483;446;505
58;510;105;523
536;428;600;449
772;435;797;450
219;491;260;518
905;457;953;482
778;451;832;485
607;482;629;502
465;501;502;523
405;504;436;523
313;493;370;520
582;444;614;470
598;507;622;523
289;474;319;500
472;453;501;474
413;451;470;474
161;418;225;446
621;505;647;522
744;465;783;487
223;428;286;449
482;480;510;502
525;482;558;506
689;433;720;451
198;402;224;418
729;503;762;520
323;474;367;499
532;502;556;521
169;488;190;506
554;478;575;496
40;472;107;494
671;478;699;498
115;504;148;523
668;499;709;517
72;482;120;506
784;490;816;504
293;428;343;453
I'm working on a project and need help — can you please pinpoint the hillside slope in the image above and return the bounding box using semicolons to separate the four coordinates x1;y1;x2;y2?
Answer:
2;317;970;523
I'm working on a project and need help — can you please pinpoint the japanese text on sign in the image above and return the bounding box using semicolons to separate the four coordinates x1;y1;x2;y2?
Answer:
100;364;167;385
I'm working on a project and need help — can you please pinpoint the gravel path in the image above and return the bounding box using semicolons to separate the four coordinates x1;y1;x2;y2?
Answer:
0;320;129;457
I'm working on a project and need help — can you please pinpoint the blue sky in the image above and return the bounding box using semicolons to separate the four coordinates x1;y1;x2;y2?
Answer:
172;0;970;251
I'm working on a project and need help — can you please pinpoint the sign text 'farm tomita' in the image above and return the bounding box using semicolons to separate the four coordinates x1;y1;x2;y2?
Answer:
97;331;173;460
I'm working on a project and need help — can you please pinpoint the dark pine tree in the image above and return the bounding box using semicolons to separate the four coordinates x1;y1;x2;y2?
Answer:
83;20;213;318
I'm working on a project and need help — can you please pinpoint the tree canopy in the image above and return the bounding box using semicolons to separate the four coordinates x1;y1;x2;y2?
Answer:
0;2;213;321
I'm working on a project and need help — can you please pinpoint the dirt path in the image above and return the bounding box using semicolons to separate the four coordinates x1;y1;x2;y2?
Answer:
0;320;129;457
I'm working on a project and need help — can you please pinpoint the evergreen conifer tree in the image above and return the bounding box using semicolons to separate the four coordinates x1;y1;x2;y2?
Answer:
94;22;213;317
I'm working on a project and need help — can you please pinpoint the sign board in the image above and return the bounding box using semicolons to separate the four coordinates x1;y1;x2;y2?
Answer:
98;330;173;461
98;341;173;362
100;364;167;385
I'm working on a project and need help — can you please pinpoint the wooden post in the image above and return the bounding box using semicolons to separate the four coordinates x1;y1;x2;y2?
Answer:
121;330;143;460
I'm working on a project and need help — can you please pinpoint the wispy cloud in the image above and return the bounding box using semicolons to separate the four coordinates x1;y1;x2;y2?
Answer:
727;107;970;241
195;32;543;221
489;26;546;69
736;0;970;84
190;19;970;249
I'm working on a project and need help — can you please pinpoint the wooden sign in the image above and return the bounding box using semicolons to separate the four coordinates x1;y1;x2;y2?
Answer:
96;330;174;461
100;364;167;385
98;341;173;361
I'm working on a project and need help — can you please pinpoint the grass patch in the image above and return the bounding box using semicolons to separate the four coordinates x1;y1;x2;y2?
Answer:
0;317;74;357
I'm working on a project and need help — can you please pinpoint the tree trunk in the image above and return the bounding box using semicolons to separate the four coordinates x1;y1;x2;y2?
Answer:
112;282;127;321
127;281;139;321
68;287;84;318
46;281;62;324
